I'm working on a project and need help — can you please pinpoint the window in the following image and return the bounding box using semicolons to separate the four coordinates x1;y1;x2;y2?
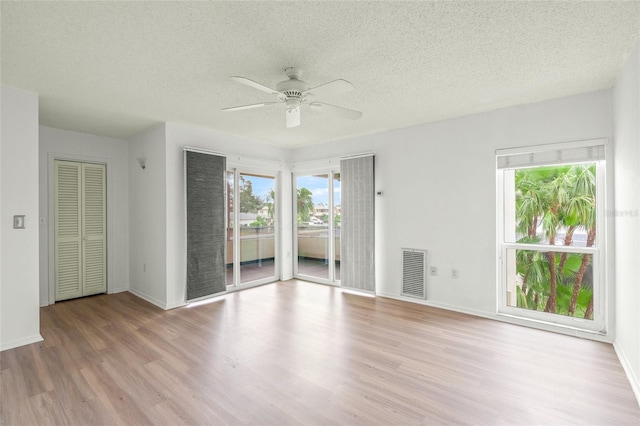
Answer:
497;140;606;332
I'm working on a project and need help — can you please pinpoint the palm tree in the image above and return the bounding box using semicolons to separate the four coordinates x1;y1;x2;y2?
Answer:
516;247;548;310
297;187;314;223
540;170;568;314
563;164;596;317
514;164;597;318
515;169;547;239
516;166;567;313
264;189;276;224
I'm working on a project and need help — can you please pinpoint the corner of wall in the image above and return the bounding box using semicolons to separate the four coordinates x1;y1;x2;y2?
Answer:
128;123;168;307
612;37;640;406
1;86;42;350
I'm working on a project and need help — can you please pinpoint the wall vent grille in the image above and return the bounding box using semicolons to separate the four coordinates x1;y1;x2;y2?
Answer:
401;248;426;299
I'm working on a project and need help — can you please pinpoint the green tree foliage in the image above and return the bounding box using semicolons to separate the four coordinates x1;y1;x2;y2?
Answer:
239;176;263;213
250;216;269;227
515;164;596;319
297;187;314;223
264;189;275;224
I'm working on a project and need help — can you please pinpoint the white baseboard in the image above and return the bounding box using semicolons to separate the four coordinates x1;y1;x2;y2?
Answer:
614;342;640;407
128;288;169;310
166;300;187;310
376;291;612;343
40;286;129;307
1;334;44;352
377;291;494;319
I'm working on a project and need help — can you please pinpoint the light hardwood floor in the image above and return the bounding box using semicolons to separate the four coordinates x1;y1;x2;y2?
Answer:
2;280;639;425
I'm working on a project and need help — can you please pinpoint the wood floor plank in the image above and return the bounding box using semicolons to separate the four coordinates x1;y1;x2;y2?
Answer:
2;280;639;425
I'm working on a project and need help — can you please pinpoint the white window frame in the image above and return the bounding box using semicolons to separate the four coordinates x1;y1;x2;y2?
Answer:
496;139;608;334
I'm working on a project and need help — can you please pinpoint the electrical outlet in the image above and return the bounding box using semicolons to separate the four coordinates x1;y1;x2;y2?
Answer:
451;269;459;279
430;266;437;276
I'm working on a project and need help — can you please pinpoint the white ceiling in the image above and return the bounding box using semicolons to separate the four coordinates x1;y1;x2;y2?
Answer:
2;1;639;148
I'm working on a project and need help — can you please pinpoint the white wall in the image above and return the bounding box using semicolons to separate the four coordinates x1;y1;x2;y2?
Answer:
1;87;42;351
128;124;168;307
128;123;289;309
290;89;613;323
39;126;130;306
164;123;288;308
613;39;640;401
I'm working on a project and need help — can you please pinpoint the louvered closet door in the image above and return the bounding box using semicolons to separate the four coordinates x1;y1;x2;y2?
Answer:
55;161;106;301
55;161;83;300
81;163;106;296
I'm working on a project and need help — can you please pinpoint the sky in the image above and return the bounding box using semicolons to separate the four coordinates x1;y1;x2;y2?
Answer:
296;175;341;205
242;174;341;205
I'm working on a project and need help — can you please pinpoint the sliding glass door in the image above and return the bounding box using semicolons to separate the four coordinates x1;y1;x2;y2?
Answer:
226;169;278;287
333;173;341;281
294;171;341;284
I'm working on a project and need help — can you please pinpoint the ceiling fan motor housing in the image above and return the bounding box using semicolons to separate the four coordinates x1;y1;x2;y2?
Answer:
276;78;309;99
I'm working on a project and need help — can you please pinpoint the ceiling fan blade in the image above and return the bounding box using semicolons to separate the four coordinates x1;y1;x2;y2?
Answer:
309;102;362;120
230;76;279;95
286;107;301;128
303;79;354;98
222;102;281;112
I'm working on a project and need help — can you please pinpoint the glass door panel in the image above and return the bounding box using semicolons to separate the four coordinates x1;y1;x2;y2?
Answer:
333;173;341;281
296;174;330;280
226;171;234;286
239;173;276;284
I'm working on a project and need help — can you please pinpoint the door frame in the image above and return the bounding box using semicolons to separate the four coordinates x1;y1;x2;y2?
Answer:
292;168;341;286
226;164;281;289
47;153;114;305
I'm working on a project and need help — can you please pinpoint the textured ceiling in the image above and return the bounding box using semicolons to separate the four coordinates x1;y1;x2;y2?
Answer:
2;1;639;148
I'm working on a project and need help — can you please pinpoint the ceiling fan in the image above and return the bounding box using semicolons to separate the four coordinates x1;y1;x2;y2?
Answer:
222;67;362;128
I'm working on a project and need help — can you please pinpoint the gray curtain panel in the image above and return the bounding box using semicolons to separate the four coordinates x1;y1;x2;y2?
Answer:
340;155;375;292
185;150;227;300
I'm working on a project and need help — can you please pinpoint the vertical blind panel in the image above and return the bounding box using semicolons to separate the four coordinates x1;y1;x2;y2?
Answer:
186;151;227;300
340;155;375;292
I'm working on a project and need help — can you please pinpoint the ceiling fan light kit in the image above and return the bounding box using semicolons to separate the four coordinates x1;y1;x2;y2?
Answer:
223;67;362;128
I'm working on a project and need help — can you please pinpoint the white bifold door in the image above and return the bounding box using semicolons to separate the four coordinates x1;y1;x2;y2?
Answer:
55;160;106;301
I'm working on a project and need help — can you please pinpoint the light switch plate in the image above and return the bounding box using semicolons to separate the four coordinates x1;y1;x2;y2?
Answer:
13;215;25;229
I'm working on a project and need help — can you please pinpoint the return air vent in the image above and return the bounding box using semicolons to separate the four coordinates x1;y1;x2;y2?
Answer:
401;248;427;299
